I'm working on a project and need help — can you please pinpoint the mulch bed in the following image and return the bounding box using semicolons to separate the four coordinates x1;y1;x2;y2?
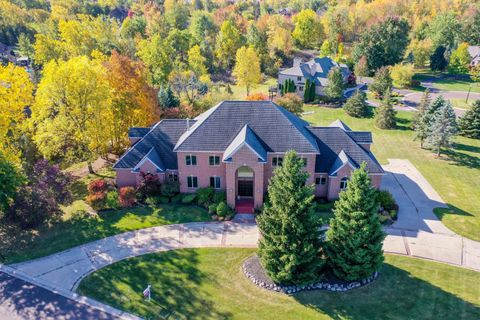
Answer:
242;255;378;294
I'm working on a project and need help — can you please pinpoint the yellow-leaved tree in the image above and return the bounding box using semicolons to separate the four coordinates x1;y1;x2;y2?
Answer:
31;56;110;168
0;63;34;164
233;46;262;97
103;51;160;154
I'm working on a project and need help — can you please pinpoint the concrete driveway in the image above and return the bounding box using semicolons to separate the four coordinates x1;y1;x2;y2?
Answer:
381;159;480;270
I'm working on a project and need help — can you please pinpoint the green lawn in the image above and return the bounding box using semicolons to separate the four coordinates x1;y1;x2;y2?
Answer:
413;70;480;93
302;106;480;241
0;204;209;264
448;98;476;110
226;77;277;100
78;248;480;320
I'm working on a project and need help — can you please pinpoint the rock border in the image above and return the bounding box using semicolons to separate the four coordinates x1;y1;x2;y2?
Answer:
242;255;378;294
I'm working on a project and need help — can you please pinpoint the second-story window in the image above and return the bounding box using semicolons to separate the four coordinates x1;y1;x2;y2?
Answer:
272;156;283;166
209;155;220;166
185;155;197;166
297;76;302;81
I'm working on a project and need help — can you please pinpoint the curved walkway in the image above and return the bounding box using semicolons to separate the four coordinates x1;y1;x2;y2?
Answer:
1;159;480;319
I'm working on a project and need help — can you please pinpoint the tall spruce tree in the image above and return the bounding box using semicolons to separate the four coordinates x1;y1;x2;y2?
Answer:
257;151;325;285
426;99;457;156
413;90;435;147
325;67;345;101
343;90;370;118
375;89;397;129
326;163;385;281
369;66;392;99
458;100;480;139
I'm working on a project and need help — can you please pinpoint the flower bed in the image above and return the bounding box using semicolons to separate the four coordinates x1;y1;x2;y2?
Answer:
243;255;378;294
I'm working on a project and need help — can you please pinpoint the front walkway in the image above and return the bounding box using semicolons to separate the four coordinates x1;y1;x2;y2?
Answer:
1;159;480;319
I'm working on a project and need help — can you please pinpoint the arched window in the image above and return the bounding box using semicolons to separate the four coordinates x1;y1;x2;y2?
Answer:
340;177;349;190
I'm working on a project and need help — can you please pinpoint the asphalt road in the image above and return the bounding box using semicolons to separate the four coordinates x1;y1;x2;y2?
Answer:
0;272;118;320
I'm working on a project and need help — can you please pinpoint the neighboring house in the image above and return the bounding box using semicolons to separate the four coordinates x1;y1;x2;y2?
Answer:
468;46;480;66
113;101;383;212
278;57;351;97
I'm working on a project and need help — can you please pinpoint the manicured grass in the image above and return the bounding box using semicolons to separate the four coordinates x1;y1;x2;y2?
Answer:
302;106;480;240
227;77;277;100
78;248;480;320
0;204;210;264
448;98;475;110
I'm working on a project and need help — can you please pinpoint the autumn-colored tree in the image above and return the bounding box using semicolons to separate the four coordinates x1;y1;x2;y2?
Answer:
0;63;34;164
448;43;471;75
103;51;160;154
245;93;268;101
215;20;243;69
407;39;433;67
233;46;262;97
31;56;110;168
188;45;208;78
137;34;174;86
292;9;323;49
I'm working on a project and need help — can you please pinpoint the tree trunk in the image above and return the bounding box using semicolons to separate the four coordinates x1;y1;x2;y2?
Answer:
437;145;441;157
88;161;94;174
246;85;250;97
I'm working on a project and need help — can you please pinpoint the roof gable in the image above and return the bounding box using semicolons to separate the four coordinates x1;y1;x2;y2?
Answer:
133;147;164;172
329;119;352;131
223;125;268;162
329;150;358;175
114;119;191;170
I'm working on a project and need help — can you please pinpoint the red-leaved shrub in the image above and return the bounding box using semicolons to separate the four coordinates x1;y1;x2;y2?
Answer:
88;179;108;195
119;186;136;207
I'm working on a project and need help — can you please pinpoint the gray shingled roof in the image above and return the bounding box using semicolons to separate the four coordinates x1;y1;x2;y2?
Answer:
223;125;268;162
128;127;150;138
307;127;383;174
174;101;319;153
280;57;350;85
346;131;373;144
329;150;358;175
132;147;164;172
113;119;192;170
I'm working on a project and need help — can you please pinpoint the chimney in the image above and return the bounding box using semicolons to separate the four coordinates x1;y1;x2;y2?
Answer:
293;57;302;67
186;118;190;131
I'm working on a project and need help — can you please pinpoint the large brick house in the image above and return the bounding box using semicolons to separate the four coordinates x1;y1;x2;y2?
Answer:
113;101;383;211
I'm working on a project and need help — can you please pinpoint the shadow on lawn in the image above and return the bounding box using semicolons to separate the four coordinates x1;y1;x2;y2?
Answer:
294;262;480;320
442;148;480;170
78;249;232;320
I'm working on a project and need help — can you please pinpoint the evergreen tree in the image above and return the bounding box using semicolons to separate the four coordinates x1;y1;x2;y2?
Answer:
309;80;316;101
157;85;180;109
413;89;431;147
430;46;448;72
343;90;370;118
425;99;457;156
369;66;392;99
326;163;385;281
257;151;325;285
375;89;397;129
304;79;311;102
458;100;480;139
325;67;345;101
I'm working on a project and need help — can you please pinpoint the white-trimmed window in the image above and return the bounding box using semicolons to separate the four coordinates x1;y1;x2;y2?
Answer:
168;173;178;182
315;177;327;185
187;176;198;188
210;176;221;189
185;155;197;166
297;76;302;81
272;156;283;166
340;177;349;190
298;86;304;92
209;155;220;166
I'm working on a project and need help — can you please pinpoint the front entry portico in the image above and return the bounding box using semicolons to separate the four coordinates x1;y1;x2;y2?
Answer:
235;166;255;213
